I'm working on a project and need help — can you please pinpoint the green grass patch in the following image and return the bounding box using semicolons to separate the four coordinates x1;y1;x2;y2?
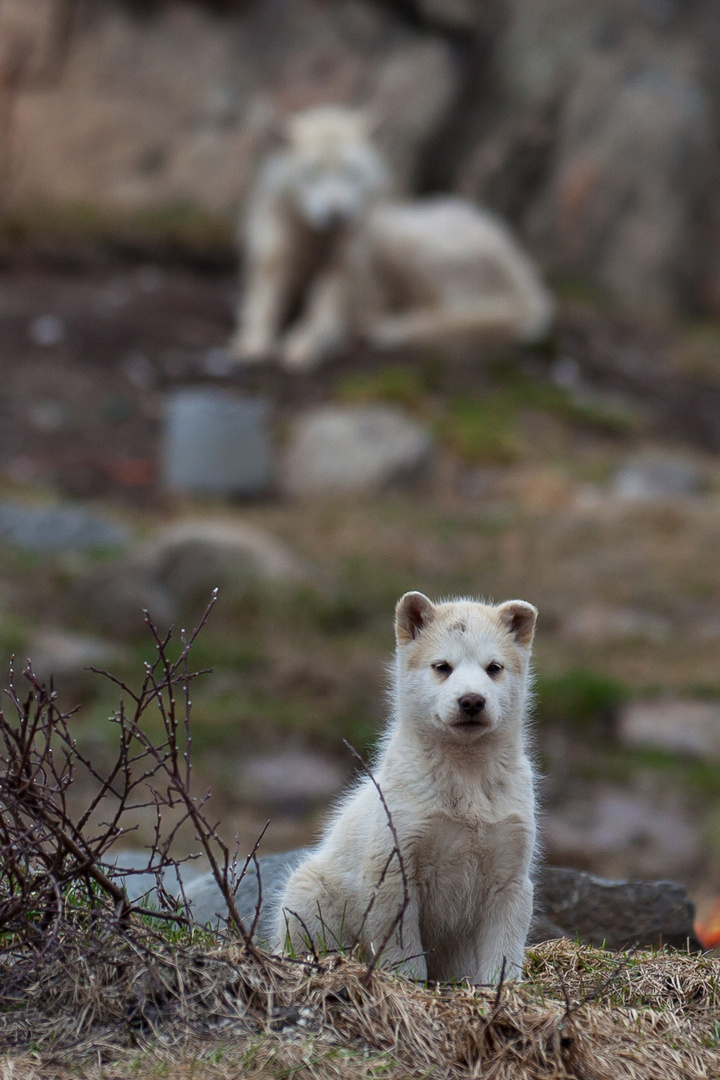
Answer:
0;202;234;263
335;365;431;411
535;668;630;729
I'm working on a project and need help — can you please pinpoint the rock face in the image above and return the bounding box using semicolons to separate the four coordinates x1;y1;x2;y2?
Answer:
281;405;432;497
455;0;720;318
110;849;698;953
2;1;720;317
529;54;712;320
1;0;455;216
3;1;720;318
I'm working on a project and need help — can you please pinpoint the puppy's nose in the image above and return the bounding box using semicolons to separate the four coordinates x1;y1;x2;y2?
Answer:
458;693;486;717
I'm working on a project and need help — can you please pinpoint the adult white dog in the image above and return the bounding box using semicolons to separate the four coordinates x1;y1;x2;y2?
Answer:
274;592;539;985
231;106;553;370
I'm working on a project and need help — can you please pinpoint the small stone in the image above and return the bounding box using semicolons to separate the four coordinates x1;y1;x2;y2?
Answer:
0;502;131;553
122;351;156;390
560;605;670;644
618;698;720;759
612;456;705;500
282;405;432;497
29;400;70;433
28;629;129;701
29;314;65;347
550;356;581;389
202;347;237;378
72;517;308;636
238;750;346;813
135;266;163;293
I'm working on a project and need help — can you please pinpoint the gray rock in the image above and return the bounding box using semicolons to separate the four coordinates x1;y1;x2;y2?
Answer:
237;750;347;813
103;850;204;907
532;866;697;950
27;628;129;700
282;405;432;497
612;456;705;500
161;389;273;497
617;698;720;760
182;851;307;944
70;565;176;639
72;517;308;637
559;605;671;644
0;501;131;553
29;314;65;347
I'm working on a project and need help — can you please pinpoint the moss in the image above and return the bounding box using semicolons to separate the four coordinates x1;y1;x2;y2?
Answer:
535;669;629;729
335;365;430;411
0;203;234;264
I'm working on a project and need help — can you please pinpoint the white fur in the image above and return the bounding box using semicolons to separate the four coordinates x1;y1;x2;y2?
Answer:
231;106;553;370
274;593;539;985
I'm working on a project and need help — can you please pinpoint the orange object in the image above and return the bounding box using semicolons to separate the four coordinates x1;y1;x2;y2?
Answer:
106;457;155;487
695;898;720;949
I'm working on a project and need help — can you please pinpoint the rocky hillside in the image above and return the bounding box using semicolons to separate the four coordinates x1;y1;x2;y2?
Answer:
2;0;720;319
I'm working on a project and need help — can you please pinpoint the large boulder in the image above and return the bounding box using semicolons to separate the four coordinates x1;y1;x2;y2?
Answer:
532;866;697;951
71;517;310;637
112;849;697;952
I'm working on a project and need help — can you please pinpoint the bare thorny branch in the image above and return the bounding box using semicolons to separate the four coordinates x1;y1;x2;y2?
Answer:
0;589;267;999
342;740;412;984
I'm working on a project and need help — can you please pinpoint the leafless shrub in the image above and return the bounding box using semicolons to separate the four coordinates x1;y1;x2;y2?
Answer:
0;590;262;1007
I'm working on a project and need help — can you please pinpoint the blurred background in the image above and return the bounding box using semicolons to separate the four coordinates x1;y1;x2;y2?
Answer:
1;0;720;925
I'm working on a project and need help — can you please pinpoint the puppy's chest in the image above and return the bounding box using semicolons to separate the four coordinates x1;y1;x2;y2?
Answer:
412;810;533;928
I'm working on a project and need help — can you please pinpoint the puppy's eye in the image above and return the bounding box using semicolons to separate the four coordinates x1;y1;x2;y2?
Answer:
432;661;453;677
486;661;504;677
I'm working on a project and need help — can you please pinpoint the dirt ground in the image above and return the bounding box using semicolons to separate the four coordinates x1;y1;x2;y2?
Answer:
2;259;720;504
2;259;720;915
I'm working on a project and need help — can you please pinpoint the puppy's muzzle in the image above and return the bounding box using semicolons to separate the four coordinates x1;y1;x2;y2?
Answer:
454;693;489;727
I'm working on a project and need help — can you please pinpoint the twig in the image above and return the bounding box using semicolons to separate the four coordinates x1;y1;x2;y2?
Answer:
342;740;410;984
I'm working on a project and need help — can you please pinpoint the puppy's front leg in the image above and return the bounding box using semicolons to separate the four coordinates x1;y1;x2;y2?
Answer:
473;879;533;986
367;890;427;981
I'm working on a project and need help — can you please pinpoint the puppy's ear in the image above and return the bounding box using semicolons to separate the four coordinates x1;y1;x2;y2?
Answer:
496;600;538;647
395;592;436;645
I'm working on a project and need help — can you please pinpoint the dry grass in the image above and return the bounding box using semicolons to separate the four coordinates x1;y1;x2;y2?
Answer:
2;939;719;1080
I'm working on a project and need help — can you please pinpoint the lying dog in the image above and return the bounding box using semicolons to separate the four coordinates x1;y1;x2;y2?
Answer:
274;592;539;984
231;105;553;369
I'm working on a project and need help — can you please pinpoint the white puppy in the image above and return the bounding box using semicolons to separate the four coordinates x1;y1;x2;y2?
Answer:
274;592;538;985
